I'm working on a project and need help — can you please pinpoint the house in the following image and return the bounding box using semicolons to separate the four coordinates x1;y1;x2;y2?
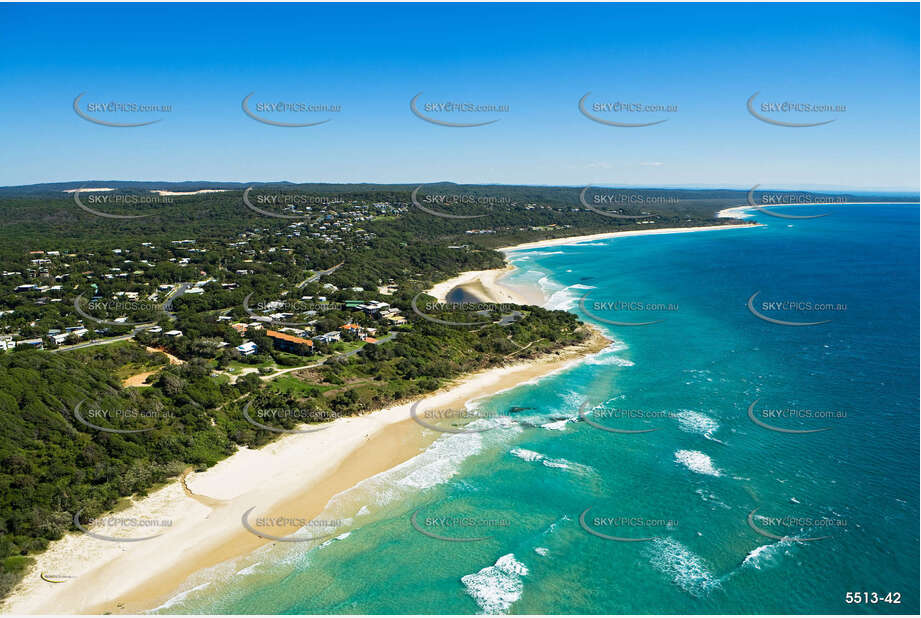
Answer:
16;338;43;350
236;341;258;356
164;329;183;338
357;301;390;316
339;323;364;335
265;330;314;355
147;326;163;334
382;309;407;325
312;331;341;344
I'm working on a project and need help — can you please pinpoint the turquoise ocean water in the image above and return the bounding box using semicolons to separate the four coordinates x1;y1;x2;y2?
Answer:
154;204;918;614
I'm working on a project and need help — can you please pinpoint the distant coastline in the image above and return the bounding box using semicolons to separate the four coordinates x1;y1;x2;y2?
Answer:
717;201;920;219
496;223;763;253
426;224;765;309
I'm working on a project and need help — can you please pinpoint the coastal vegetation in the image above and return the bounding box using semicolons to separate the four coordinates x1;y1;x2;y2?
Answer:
0;180;911;600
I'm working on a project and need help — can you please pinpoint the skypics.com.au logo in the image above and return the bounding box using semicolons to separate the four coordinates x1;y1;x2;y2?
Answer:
579;92;677;127
410;92;509;127
578;186;667;220
242;92;341;127
410;186;510;219
746;92;845;128
72;187;172;219
579;507;678;542
73;400;174;434
73;93;171;127
411;295;521;327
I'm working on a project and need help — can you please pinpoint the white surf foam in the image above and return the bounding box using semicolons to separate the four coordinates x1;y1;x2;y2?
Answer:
234;561;263;576
510;448;592;474
584;341;634;367
646;537;721;598
540;277;596;311
674;450;722;477
510;447;543;462
675;410;721;441
741;538;794;570
461;553;529;614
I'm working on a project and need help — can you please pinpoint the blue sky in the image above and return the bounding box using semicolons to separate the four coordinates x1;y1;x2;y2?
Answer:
1;2;918;190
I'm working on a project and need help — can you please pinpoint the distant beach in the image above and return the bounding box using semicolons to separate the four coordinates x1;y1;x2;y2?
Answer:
426;224;764;310
497;223;762;253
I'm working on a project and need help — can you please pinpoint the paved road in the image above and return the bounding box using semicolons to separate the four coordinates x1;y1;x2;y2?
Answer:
297;262;344;289
52;323;154;352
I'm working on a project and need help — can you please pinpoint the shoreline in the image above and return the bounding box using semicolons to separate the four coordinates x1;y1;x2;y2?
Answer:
427;224;767;312
425;265;542;306
717;201;919;219
496;223;763;253
2;328;610;615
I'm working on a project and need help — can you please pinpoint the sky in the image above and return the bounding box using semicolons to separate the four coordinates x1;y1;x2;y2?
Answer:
0;2;918;191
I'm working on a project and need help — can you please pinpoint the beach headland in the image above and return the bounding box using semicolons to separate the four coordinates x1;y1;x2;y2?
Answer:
426;224;764;310
2;325;609;616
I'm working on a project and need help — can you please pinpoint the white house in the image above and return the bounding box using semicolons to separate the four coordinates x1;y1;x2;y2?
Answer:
236;341;258;356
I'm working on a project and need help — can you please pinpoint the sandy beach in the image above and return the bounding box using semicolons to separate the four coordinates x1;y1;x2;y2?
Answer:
716;201;917;219
424;225;766;312
2;326;609;615
497;223;762;252
425;265;544;306
149;189;230;196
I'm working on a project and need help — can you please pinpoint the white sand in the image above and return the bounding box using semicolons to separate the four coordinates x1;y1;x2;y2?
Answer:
149;189;230;196
2;330;608;615
497;224;762;252
718;200;918;219
425;266;537;305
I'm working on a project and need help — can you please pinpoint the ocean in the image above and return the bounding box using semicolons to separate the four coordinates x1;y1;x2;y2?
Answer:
153;204;919;614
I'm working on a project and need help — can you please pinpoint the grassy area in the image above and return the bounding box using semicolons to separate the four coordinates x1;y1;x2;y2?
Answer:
269;375;337;396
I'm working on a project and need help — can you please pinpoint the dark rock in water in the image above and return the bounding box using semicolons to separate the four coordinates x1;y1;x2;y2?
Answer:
508;406;535;413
